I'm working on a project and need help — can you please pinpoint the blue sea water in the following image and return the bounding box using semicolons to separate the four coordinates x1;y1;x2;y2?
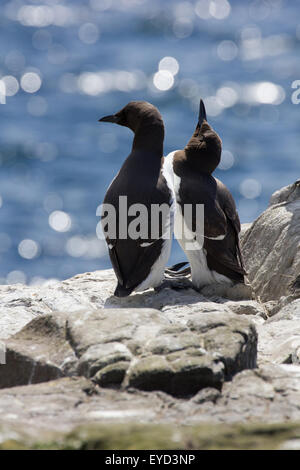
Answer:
0;0;299;284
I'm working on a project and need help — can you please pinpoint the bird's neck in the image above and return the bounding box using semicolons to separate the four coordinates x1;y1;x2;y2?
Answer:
184;148;218;174
132;123;164;156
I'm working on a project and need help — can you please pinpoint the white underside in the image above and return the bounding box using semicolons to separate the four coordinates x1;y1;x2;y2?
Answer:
134;157;176;292
163;151;233;290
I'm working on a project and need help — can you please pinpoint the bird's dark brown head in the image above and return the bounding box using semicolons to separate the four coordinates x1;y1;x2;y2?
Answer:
99;101;164;133
185;99;222;174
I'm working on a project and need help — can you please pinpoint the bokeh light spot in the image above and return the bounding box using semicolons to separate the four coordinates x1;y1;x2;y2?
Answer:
79;23;100;44
153;70;174;91
239;178;262;199
21;72;42;93
158;56;179;76
217;40;238;61
173;18;194;38
205;96;224;116
1;75;19;97
49;211;71;232
219;150;235;170
78;72;105;95
66;236;87;257
18;5;54;27
216;86;238;108
210;0;231;19
90;0;112;11
5;50;25;72
6;270;27;285
18;239;40;260
195;0;211;19
255;82;285;105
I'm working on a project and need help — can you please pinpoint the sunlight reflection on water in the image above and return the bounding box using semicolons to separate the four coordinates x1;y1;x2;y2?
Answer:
0;0;299;283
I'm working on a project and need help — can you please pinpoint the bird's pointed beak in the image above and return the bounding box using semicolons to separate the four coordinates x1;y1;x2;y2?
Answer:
198;99;207;129
98;114;118;123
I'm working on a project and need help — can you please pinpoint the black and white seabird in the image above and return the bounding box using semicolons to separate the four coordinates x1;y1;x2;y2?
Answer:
99;101;174;297
163;99;246;289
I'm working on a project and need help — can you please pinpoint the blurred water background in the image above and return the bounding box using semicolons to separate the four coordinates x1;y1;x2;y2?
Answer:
0;0;299;285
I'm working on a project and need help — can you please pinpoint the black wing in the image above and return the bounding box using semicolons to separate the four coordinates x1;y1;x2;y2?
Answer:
102;162;173;291
204;179;246;282
177;170;227;239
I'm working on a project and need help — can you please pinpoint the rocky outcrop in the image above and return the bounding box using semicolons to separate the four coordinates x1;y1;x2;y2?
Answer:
242;180;300;301
1;265;300;447
0;314;76;389
0;182;300;449
0;308;257;396
0;270;260;341
0;364;300;449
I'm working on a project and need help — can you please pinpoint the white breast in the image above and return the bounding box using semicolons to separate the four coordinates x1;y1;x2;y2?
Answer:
163;151;232;289
135;154;176;292
162;151;177;197
175;201;232;289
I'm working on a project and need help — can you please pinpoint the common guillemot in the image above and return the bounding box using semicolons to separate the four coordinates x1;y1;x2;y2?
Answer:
99;101;174;297
163;99;245;289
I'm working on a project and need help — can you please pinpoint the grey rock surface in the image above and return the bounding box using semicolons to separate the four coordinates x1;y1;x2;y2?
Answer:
269;180;300;206
0;270;254;340
0;308;257;396
209;363;300;423
0;266;298;429
242;180;300;301
0;363;300;437
240;222;252;240
0;314;77;389
0;377;171;433
257;299;300;365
